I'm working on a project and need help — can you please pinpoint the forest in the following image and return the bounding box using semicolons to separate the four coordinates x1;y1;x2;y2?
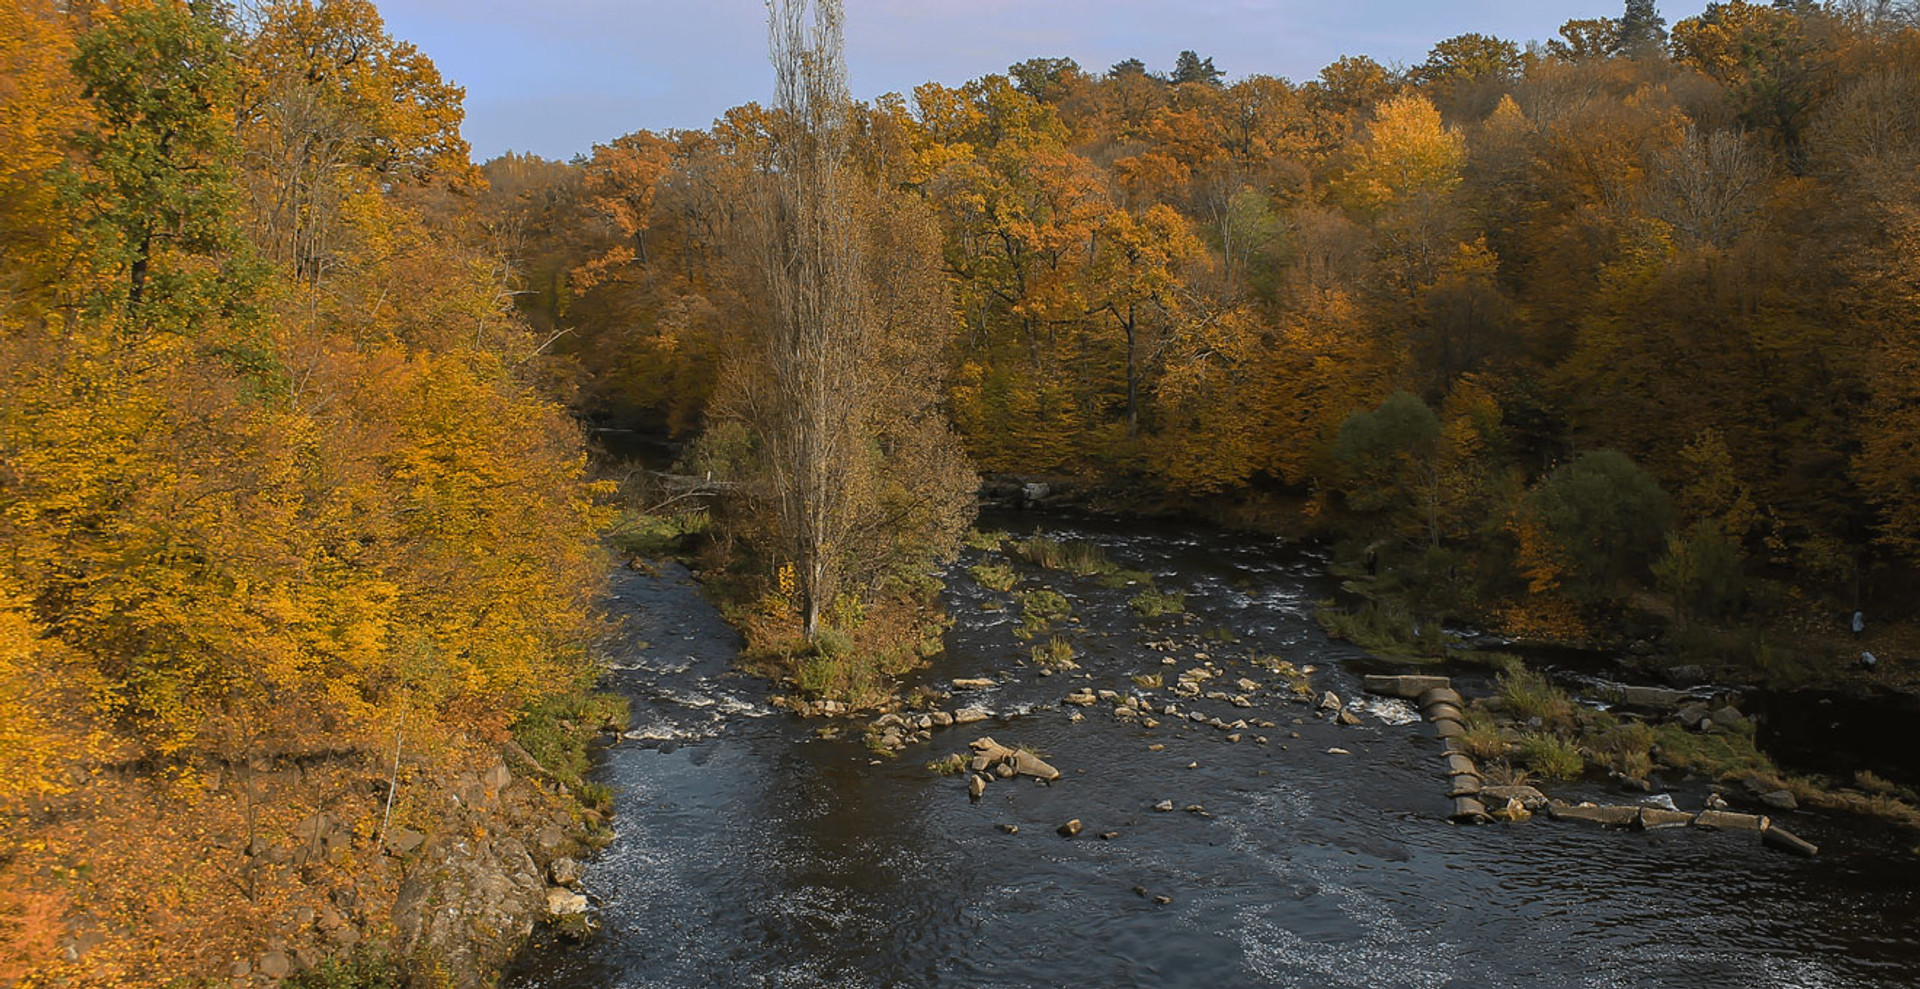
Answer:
5;0;1920;986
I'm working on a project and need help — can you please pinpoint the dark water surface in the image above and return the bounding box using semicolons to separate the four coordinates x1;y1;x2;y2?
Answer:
507;514;1920;989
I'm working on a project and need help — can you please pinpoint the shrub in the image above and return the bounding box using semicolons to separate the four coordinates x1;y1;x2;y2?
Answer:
1525;450;1672;602
1031;636;1078;668
1129;589;1186;617
968;562;1018;592
1018;589;1072;623
963;529;1008;552
1458;708;1508;761
1497;668;1574;732
1013;537;1117;576
1516;733;1584;780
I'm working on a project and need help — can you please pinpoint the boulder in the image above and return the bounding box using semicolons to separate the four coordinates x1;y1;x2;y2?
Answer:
1710;705;1747;730
545;888;589;917
1693;810;1768;832
1153;799;1175;812
482;761;511;793
952;678;995;690
1336;710;1362;727
258;951;292;980
1362;674;1452;699
384;827;426;857
549;857;583;887
1762;823;1819;857
1424;702;1464;723
1013;750;1062;782
1488;797;1532;823
993;763;1016;779
929;711;954;729
1318;691;1342;712
1675;703;1711;728
1546;801;1640;827
1481;785;1549;812
968;774;987;799
1057;819;1083;838
1620;686;1689;711
952;707;990;725
1635;808;1695;830
1451;797;1490;823
1759;789;1798;812
1064;690;1098;707
1417;686;1465;709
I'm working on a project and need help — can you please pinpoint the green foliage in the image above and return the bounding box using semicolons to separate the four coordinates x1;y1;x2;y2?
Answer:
1584;717;1656;779
1458;707;1508;761
510;689;631;798
284;950;405;989
968;562;1018;592
1030;635;1078;668
1496;668;1575;732
1017;588;1072;624
1012;537;1118;577
1526;450;1672;601
1647;720;1775;780
1653;519;1745;623
610;510;710;559
1315;600;1450;662
926;752;967;776
1093;568;1156;589
1129;588;1187;617
1333;393;1440;517
1515;732;1585;780
962;529;1008;552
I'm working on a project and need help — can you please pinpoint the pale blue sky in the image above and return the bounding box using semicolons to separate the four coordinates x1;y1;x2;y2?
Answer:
368;0;1643;162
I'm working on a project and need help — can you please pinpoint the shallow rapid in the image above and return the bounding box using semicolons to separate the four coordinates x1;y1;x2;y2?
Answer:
507;514;1920;989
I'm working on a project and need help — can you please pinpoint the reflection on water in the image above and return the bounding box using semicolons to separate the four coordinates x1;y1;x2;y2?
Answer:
508;515;1920;989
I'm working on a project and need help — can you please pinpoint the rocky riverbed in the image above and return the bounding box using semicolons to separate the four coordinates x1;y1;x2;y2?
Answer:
507;513;1920;989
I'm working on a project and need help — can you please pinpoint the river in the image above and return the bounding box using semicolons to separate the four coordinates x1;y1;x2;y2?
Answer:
505;512;1920;989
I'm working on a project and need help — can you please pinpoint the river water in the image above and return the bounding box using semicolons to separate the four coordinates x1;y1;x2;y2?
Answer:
506;513;1920;989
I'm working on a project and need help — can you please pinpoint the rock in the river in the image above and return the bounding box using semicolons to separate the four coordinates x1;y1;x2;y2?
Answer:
1693;810;1769;832
1327;747;1351;756
993;762;1016;779
1481;785;1549;812
1762;823;1819;857
952;707;990;725
1057;819;1083;838
545;888;589;917
1545;801;1639;827
1363;674;1452;699
1425;701;1464;723
1335;710;1362;727
1064;689;1098;707
968;774;987;799
929;711;955;728
1318;691;1342;712
1448;775;1483;798
998;823;1020;834
1153;799;1175;812
1635;808;1695;830
1451;797;1490;823
1443;753;1478;777
1759;789;1798;811
1013;750;1062;782
1432;719;1464;738
952;678;995;690
1620;686;1689;711
1488;797;1532;823
1416;686;1464;709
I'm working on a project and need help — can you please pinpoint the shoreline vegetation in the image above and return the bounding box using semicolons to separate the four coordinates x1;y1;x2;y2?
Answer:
10;0;1920;986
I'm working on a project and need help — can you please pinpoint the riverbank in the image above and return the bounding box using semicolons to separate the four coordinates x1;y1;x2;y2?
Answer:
507;509;1920;988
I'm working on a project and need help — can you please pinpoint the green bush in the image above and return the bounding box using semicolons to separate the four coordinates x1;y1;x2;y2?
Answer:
1497;668;1575;732
1129;589;1186;617
1525;450;1671;602
1018;588;1072;622
968;562;1018;592
1013;537;1117;576
1516;733;1584;780
511;689;631;795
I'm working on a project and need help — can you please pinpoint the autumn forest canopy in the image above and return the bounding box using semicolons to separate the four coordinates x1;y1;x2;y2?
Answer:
6;0;1920;984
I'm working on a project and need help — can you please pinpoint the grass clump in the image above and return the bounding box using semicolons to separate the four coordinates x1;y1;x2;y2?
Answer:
968;562;1018;592
963;529;1008;552
1585;718;1656;779
1031;636;1079;669
1457;707;1508;761
926;753;968;776
1315;599;1451;663
1129;588;1187;617
1497;667;1576;732
285;950;406;989
1515;732;1585;780
1013;537;1118;577
1014;588;1073;638
1094;568;1156;589
1646;720;1774;780
511;688;631;807
1131;672;1164;690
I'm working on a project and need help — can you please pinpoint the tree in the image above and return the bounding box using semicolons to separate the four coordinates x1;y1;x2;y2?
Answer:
1525;451;1673;601
1620;0;1670;53
1171;50;1224;87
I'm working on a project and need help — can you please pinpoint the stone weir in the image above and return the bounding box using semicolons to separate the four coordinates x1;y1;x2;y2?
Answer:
1361;674;1820;857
